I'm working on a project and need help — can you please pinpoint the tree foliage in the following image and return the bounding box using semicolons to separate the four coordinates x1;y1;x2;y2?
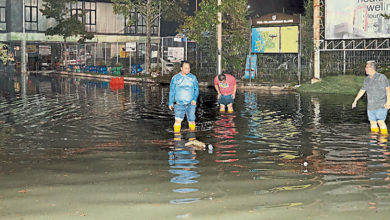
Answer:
112;0;188;74
301;0;313;62
179;0;249;74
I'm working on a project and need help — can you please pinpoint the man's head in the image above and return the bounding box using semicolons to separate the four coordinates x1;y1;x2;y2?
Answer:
180;60;191;75
365;60;376;75
218;74;226;82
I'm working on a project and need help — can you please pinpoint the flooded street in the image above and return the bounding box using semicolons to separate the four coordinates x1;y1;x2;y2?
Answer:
0;72;389;220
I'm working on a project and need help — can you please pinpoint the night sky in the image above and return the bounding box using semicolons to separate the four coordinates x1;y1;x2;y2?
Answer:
161;0;306;36
249;0;305;16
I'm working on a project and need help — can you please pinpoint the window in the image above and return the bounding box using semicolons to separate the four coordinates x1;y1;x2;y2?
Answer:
84;1;96;32
125;10;159;36
25;0;38;31
0;0;5;31
70;0;96;32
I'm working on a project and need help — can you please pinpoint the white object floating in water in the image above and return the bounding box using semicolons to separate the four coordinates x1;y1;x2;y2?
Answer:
303;162;308;167
207;144;213;154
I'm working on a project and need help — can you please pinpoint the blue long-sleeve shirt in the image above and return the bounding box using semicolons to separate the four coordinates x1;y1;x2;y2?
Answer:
169;73;199;106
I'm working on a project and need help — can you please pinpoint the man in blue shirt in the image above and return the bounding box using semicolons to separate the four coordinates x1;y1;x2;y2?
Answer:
352;60;390;135
169;61;199;133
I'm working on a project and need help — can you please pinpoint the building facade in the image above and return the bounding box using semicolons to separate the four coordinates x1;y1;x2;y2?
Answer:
0;0;160;69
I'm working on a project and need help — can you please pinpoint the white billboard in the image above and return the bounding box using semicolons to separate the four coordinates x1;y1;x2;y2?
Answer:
167;47;184;62
326;0;390;39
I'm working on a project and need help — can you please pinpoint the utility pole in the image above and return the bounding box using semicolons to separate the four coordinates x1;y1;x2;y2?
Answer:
21;0;27;73
313;0;321;82
217;0;222;75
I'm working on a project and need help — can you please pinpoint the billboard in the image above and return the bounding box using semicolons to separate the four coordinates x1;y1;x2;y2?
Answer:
326;0;390;39
252;26;298;53
167;47;184;62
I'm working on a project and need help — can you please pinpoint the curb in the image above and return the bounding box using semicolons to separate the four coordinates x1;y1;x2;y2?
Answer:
43;71;297;91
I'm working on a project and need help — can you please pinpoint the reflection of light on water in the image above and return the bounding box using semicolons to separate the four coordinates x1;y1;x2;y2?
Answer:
173;188;199;193
170;198;201;204
169;169;200;184
213;113;238;165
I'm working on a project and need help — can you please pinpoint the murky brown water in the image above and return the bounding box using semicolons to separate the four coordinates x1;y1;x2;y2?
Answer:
0;72;389;219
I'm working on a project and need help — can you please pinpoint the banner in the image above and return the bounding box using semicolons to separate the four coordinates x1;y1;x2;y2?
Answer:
244;54;257;79
326;0;390;39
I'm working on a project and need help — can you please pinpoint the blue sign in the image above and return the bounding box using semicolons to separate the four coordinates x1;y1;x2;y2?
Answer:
244;55;257;79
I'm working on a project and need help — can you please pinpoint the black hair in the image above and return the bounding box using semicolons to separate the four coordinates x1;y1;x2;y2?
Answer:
218;74;226;81
180;60;190;68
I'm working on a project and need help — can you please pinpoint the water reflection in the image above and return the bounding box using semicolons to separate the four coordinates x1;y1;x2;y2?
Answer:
168;132;201;205
213;113;238;164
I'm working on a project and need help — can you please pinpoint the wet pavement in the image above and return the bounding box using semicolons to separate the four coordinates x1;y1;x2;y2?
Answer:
0;72;389;219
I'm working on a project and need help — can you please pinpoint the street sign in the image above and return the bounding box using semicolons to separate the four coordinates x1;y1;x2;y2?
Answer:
126;42;136;52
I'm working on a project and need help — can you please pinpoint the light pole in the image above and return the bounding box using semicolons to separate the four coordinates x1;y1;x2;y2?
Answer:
247;5;252;84
21;0;27;73
217;0;222;76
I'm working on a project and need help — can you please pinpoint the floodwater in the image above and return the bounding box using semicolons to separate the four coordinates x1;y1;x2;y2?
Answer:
0;72;389;220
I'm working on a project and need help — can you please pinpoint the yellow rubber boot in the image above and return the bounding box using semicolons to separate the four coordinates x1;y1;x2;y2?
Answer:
189;123;196;131
381;128;388;135
371;127;379;133
174;124;181;133
228;109;234;113
220;108;225;112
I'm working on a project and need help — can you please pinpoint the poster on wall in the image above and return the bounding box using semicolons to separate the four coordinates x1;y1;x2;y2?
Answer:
281;26;299;53
326;0;390;39
252;27;280;53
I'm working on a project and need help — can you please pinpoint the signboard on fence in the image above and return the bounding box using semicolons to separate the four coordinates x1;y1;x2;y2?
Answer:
252;26;298;53
27;45;37;53
120;45;127;58
326;0;390;39
167;47;184;62
39;45;51;55
126;42;136;52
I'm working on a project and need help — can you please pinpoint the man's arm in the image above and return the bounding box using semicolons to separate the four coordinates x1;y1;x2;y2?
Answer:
168;77;176;110
214;84;221;99
352;89;366;109
232;84;237;99
385;86;390;109
191;77;199;105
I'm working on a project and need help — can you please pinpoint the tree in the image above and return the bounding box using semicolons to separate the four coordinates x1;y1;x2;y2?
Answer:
301;0;314;81
40;0;94;67
179;0;249;74
112;0;188;75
